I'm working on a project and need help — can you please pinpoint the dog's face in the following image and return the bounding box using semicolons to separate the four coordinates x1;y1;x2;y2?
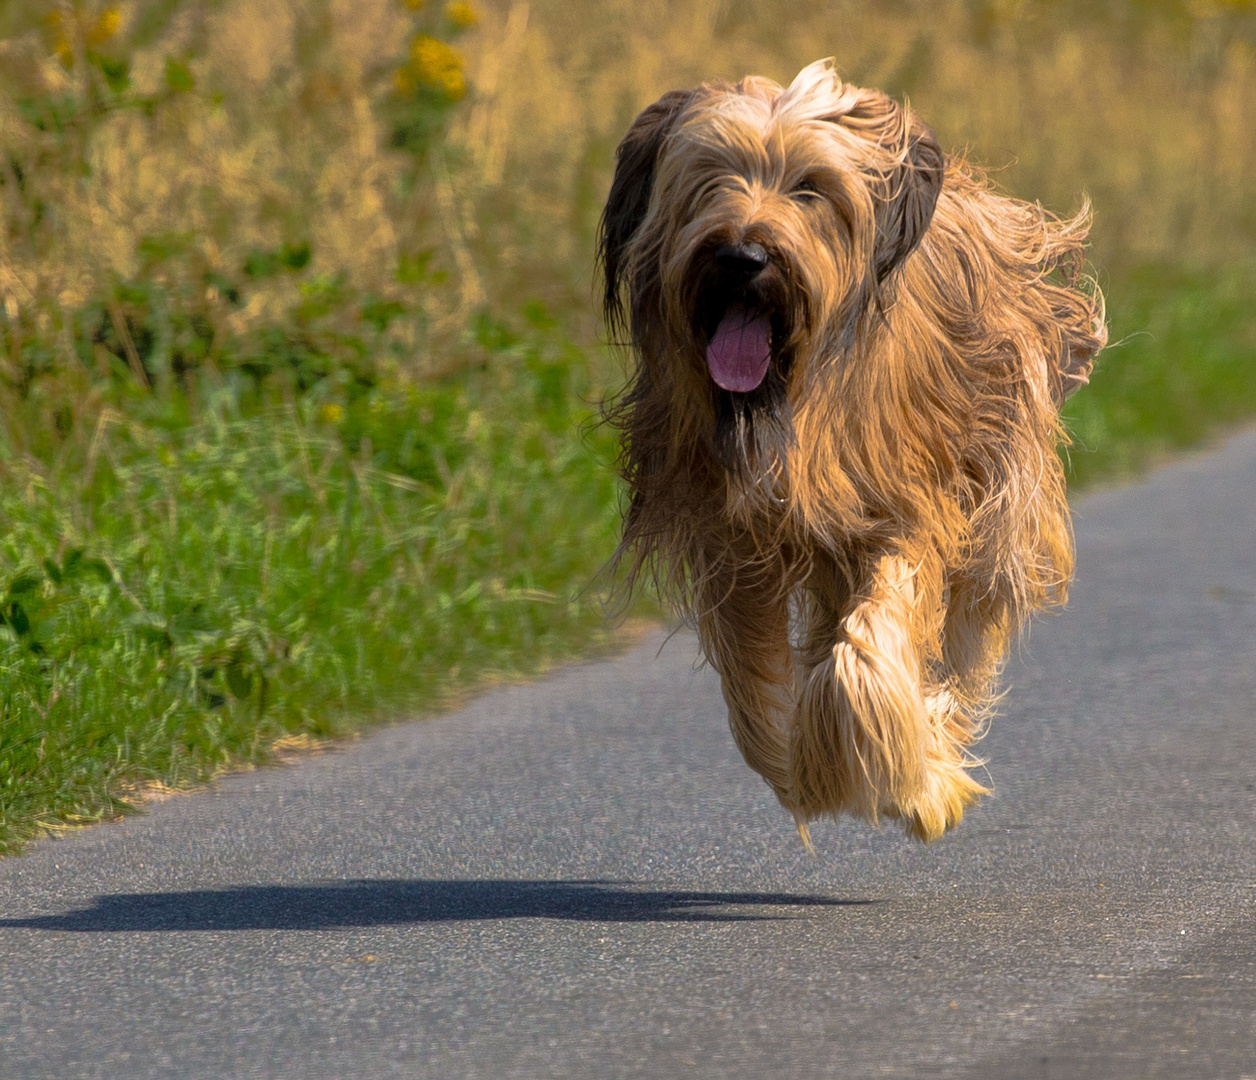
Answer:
600;61;943;480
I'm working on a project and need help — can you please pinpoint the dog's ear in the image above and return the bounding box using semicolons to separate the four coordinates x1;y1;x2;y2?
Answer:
598;89;694;337
878;118;943;282
841;92;944;283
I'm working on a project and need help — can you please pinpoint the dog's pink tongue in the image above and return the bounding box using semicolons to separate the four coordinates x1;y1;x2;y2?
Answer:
706;308;771;392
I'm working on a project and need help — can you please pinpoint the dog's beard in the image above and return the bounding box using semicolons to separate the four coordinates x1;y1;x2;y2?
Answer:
711;344;791;493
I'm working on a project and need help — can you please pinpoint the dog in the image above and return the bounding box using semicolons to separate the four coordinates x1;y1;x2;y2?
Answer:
597;59;1106;843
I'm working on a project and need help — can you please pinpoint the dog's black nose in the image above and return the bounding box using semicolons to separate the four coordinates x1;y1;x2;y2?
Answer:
715;242;769;281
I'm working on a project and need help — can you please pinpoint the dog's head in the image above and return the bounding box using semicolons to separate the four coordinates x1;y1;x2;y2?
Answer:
599;60;943;474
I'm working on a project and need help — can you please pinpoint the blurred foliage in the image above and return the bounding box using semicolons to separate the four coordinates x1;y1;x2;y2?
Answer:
3;0;1254;398
442;0;1255;330
0;0;479;402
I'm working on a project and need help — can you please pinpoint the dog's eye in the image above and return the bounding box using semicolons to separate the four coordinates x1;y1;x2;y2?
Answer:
791;178;822;199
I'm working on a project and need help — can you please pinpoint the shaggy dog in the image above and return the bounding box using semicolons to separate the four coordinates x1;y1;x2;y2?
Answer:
598;60;1106;843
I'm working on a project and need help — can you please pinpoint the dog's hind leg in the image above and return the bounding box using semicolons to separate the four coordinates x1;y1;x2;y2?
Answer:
790;551;988;841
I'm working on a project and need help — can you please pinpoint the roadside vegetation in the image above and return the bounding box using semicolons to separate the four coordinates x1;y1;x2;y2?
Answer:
1;0;1253;853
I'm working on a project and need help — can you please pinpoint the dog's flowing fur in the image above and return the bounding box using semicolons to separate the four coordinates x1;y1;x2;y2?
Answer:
598;60;1106;843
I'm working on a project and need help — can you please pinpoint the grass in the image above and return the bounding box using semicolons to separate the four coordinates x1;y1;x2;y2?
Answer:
0;322;634;853
1;1;1255;853
1065;262;1256;485
3;262;1251;855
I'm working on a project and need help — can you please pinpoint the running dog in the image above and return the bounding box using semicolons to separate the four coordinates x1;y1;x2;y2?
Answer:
598;59;1105;842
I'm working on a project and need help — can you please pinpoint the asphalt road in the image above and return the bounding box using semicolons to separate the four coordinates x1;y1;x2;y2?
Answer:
2;431;1256;1079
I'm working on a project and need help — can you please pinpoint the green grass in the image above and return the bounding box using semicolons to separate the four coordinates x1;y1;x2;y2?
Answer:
0;323;633;854
1;262;1254;855
1064;263;1256;486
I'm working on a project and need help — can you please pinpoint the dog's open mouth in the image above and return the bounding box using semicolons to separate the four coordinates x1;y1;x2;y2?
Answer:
696;286;793;472
706;305;772;393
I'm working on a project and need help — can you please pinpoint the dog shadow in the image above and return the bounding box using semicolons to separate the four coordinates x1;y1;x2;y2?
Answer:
0;879;875;931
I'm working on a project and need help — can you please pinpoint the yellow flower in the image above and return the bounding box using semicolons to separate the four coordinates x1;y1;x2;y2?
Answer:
88;8;122;46
320;403;345;424
399;0;425;8
444;2;478;28
45;10;73;66
409;35;465;98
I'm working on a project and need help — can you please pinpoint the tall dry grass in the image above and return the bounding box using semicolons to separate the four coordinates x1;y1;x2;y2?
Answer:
450;0;1256;332
3;1;1253;376
0;0;480;397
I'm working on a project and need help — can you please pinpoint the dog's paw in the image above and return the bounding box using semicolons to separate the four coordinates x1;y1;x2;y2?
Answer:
889;755;988;842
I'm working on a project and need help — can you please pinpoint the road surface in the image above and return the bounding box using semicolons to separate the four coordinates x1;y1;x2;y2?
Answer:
2;431;1255;1078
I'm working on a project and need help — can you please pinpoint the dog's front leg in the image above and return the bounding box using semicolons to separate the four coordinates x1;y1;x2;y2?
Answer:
790;552;987;841
695;570;796;813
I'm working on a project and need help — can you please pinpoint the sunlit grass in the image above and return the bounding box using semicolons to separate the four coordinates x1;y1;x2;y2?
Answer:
1064;262;1256;486
0;342;631;854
